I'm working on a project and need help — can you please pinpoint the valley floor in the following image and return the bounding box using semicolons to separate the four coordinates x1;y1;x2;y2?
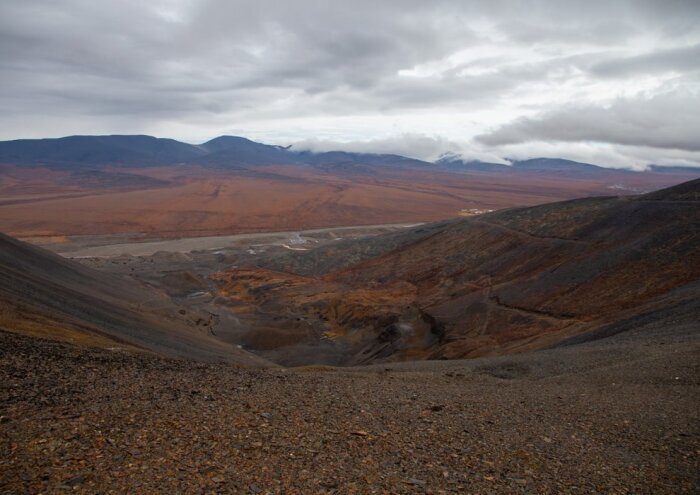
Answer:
1;319;698;494
25;222;422;258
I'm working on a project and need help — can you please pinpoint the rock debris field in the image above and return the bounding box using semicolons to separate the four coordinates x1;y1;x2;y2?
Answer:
1;326;698;494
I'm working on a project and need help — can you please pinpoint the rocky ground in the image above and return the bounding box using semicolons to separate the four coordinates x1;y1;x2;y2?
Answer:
1;323;698;494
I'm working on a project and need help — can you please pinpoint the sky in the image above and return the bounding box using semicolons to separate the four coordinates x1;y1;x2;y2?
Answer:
1;0;699;169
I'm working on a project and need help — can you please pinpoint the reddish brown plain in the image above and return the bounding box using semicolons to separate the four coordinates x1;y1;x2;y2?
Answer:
1;163;694;238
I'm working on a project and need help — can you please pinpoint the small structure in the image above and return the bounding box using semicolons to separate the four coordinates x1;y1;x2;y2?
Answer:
458;208;494;217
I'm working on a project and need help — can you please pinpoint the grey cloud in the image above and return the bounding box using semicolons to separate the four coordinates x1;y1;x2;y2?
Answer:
476;92;700;152
591;44;700;78
499;20;639;46
481;140;700;170
292;134;458;161
292;134;508;164
1;0;699;169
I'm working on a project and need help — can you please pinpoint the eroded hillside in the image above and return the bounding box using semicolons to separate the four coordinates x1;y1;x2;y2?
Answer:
0;233;269;366
209;180;700;365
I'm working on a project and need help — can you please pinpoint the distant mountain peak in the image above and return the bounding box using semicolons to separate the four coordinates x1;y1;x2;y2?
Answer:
436;153;511;172
436;151;462;162
2;135;699;176
511;157;604;170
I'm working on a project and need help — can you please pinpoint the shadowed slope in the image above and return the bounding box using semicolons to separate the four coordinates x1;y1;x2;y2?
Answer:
641;177;700;200
0;233;270;365
332;190;698;358
212;180;700;364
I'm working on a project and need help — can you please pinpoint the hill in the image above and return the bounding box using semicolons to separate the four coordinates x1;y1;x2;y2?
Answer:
211;179;700;365
4;179;696;368
0;233;268;365
0;135;206;167
196;135;301;167
510;157;623;178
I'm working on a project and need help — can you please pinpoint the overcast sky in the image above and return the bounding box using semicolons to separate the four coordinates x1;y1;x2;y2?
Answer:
1;0;699;168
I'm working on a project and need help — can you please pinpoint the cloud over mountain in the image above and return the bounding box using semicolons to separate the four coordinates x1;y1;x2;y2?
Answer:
1;0;699;167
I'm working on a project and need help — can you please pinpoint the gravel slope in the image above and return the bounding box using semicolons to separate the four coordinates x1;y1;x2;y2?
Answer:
2;318;698;494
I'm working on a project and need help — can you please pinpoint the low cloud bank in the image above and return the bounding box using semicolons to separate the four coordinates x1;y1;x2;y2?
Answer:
292;133;700;170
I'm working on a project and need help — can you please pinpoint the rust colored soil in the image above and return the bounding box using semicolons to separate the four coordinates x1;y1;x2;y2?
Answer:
0;163;693;238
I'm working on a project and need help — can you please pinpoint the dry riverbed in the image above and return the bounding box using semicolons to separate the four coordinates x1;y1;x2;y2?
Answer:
25;223;422;258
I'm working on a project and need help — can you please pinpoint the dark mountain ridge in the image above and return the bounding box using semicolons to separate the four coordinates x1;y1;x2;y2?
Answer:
510;157;626;178
436;156;651;177
2;135;699;179
0;135;207;167
196;135;301;167
435;157;511;173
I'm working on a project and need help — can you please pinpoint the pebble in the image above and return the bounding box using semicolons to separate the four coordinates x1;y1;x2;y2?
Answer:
1;330;696;494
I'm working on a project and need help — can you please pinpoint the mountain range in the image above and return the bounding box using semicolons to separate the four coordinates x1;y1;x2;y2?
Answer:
1;134;699;240
1;134;698;176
